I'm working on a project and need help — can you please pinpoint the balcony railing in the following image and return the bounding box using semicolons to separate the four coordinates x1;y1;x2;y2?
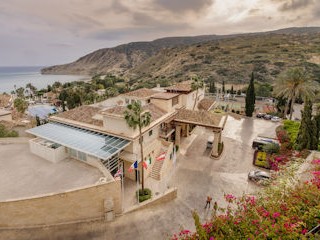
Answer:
159;127;175;139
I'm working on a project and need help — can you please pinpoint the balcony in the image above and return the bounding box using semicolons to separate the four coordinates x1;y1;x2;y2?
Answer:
159;126;175;139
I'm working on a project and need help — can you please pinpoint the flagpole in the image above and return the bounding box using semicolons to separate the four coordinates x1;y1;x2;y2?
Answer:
136;154;139;204
121;160;124;212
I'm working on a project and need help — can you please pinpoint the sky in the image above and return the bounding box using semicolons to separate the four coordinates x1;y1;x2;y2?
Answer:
0;0;319;66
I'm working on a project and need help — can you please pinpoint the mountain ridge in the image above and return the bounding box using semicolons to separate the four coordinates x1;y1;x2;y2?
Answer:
41;27;320;83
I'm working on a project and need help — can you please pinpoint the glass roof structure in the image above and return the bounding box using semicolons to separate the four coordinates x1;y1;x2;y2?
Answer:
26;122;130;160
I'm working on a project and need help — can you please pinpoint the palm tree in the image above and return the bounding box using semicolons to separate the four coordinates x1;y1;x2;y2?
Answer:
124;101;151;191
274;68;319;120
191;76;204;110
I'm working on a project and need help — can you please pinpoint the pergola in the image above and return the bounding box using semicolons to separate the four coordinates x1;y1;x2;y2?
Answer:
173;109;227;157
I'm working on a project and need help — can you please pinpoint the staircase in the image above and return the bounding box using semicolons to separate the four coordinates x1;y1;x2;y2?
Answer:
150;159;164;180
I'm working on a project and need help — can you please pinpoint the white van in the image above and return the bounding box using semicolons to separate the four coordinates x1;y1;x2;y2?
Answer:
207;136;214;148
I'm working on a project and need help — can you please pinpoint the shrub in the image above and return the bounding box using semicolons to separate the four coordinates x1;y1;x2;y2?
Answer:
283;120;300;145
235;110;240;114
276;126;291;144
136;188;152;202
173;157;320;239
218;142;224;155
262;143;280;154
0;124;19;138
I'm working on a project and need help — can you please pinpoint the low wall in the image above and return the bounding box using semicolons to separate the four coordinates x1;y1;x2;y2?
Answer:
125;187;177;214
0;180;121;228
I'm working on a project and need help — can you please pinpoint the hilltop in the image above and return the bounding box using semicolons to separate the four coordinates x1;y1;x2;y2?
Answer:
42;27;320;84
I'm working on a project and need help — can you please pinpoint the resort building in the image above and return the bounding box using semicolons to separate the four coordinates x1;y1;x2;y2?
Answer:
23;81;226;220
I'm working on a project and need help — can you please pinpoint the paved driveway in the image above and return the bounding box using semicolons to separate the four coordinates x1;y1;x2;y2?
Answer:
2;116;279;240
103;116;280;239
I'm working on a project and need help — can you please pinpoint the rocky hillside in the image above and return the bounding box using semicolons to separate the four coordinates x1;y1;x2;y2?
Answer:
129;32;320;84
42;27;320;84
41;35;225;75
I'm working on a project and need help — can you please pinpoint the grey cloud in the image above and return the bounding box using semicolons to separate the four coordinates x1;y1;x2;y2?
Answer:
279;0;314;11
153;0;213;13
94;0;130;15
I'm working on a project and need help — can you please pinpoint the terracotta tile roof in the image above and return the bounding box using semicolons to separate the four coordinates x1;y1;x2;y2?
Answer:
198;98;215;111
174;109;222;128
55;105;103;126
122;88;159;98
151;92;179;100
101;103;167;122
0;94;11;108
165;81;192;92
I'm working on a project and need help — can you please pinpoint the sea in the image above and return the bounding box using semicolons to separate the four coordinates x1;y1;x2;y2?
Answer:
0;66;88;93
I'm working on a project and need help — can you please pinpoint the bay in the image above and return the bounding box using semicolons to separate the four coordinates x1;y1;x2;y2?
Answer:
0;66;89;93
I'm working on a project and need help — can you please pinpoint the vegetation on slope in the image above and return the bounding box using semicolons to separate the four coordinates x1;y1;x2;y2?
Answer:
129;33;320;85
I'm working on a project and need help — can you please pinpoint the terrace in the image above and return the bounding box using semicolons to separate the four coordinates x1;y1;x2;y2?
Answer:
0;142;103;201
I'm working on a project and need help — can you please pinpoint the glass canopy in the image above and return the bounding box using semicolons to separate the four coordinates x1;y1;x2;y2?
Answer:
27;122;130;160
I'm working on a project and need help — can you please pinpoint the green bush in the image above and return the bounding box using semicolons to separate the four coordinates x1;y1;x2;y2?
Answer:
262;143;280;154
218;142;224;155
0;124;19;138
136;188;152;202
175;145;179;152
283;120;300;144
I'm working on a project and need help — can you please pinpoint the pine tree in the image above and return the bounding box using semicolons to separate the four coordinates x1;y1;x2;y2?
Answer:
245;72;256;117
296;99;318;150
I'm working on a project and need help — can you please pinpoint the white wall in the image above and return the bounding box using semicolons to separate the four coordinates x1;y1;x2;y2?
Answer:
29;138;68;163
103;116;137;138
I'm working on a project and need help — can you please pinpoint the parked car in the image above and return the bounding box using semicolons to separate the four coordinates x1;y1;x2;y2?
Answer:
256;113;266;118
248;170;270;182
271;116;281;122
263;114;273;120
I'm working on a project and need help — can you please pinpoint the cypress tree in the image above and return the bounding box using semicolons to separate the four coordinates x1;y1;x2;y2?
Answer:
231;85;234;94
222;80;225;93
211;81;216;93
245;72;256;117
296;99;318;150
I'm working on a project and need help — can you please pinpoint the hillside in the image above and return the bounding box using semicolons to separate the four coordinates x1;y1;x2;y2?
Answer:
129;32;320;84
41;35;224;75
42;27;320;84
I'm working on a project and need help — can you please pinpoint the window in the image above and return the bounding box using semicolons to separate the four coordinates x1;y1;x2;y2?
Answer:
147;99;151;103
78;151;87;161
149;130;153;136
69;149;77;158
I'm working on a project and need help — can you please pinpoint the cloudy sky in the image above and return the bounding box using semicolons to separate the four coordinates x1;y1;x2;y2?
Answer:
0;0;319;66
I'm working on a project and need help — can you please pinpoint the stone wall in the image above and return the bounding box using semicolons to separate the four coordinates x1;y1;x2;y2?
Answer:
0;180;121;228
